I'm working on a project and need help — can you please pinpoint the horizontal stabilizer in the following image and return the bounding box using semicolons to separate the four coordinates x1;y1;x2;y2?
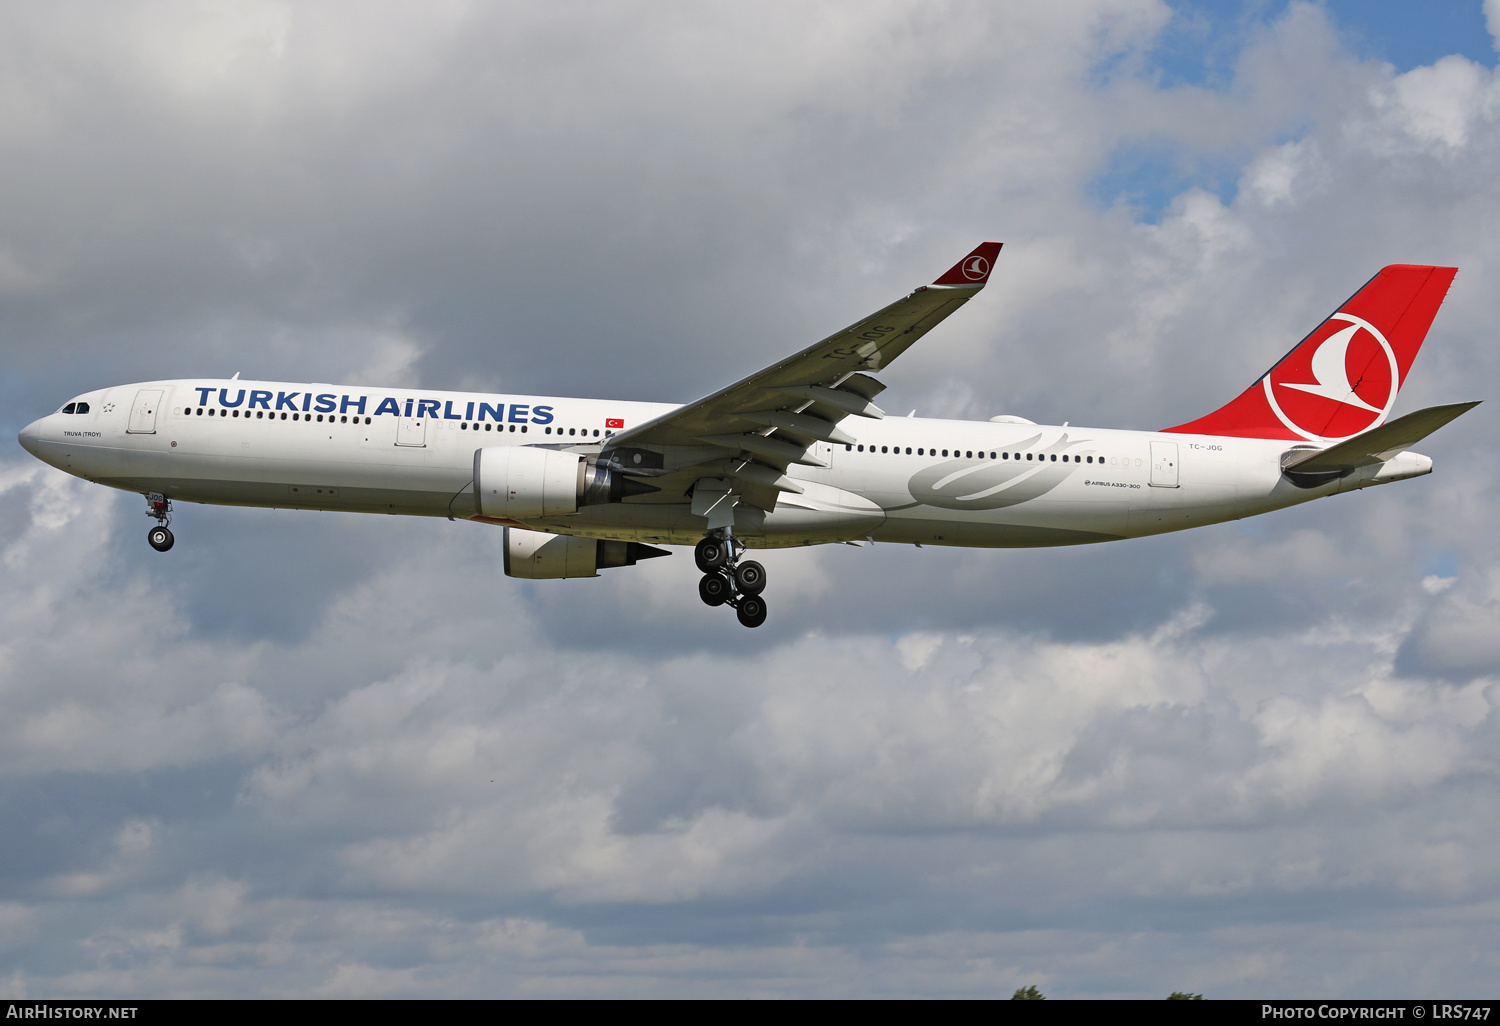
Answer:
1282;401;1480;473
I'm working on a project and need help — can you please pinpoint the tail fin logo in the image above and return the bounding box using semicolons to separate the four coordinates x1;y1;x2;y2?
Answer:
1262;313;1399;441
962;255;990;280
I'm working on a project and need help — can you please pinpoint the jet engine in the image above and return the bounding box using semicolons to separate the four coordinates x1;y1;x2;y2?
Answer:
503;527;669;579
473;446;655;519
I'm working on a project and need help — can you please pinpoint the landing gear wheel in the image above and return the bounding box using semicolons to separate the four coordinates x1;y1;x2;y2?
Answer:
694;537;728;572
735;595;767;629
698;571;732;607
148;526;174;552
733;560;766;596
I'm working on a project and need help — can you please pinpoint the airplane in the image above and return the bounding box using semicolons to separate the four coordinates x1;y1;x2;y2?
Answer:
16;243;1479;628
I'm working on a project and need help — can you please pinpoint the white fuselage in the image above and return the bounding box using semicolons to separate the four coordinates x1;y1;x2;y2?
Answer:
18;378;1432;550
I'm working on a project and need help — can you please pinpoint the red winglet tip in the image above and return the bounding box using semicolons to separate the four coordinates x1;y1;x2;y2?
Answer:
932;242;1002;286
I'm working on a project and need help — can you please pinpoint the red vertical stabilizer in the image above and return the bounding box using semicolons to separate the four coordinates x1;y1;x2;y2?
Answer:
1164;265;1457;441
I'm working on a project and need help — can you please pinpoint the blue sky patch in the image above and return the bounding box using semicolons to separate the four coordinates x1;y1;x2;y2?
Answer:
1091;2;1494;223
1423;549;1462;580
1089;141;1243;222
1151;0;1495;89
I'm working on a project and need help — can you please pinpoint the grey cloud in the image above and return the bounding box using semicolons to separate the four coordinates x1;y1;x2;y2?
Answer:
1398;566;1500;678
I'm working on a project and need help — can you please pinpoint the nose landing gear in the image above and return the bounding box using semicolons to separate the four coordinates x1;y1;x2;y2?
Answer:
695;533;768;628
144;492;174;552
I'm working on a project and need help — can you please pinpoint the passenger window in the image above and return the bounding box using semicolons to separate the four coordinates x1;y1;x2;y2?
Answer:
966;451;972;459
881;446;888;453
905;447;911;455
941;449;948;457
845;444;852;451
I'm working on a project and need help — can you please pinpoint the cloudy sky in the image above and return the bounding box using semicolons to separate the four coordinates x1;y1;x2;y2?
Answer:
2;0;1499;998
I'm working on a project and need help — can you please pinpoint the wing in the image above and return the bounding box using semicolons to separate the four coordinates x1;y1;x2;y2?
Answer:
604;242;1002;512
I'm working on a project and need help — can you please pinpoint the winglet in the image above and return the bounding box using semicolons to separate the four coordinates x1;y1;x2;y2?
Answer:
932;242;1002;286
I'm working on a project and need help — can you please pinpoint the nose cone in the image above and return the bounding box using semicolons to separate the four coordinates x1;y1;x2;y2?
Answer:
17;418;43;457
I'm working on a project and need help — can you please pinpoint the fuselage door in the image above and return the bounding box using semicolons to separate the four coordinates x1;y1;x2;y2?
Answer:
396;415;426;447
127;389;164;434
1149;440;1179;487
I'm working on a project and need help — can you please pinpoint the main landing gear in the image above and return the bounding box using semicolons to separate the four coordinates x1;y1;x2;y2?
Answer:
695;533;767;628
144;492;174;552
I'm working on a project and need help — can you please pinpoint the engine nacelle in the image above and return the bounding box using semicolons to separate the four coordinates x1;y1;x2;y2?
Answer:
503;527;670;579
473;446;659;520
474;446;581;519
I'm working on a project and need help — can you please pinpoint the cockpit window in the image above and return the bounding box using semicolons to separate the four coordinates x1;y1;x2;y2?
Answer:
61;403;76;414
74;402;89;414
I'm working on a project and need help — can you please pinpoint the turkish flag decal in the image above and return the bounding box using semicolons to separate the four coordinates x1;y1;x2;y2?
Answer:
605;418;624;429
